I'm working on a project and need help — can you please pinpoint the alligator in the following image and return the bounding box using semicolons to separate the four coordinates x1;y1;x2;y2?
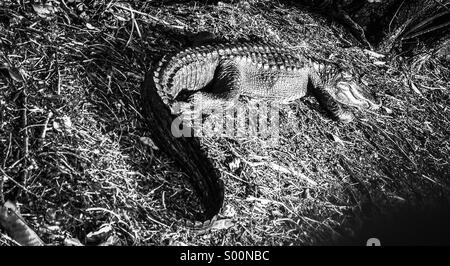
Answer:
141;41;379;228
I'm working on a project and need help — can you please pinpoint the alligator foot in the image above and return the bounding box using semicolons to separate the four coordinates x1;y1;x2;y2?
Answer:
337;110;354;123
309;83;354;123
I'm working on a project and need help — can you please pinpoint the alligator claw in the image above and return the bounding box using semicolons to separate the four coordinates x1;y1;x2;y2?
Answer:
338;111;354;123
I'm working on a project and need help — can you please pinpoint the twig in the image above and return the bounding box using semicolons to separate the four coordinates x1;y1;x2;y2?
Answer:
421;174;450;191
388;0;405;33
0;232;21;246
112;3;172;27
0;168;39;199
133;15;142;39
227;144;317;186
432;0;450;11
38;111;53;150
223;170;250;184
57;67;61;95
0;173;4;205
125;10;135;47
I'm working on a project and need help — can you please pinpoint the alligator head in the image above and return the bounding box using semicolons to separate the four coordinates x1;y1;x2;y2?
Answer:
327;72;381;111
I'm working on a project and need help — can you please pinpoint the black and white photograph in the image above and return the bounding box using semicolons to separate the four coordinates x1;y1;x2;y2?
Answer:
0;0;449;254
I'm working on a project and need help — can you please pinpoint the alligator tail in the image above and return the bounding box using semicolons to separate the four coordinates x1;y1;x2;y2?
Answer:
141;70;224;224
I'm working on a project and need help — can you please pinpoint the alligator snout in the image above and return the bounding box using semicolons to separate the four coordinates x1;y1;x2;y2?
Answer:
335;81;381;110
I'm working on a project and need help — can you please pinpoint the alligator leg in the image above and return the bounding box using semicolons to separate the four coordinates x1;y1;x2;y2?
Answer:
309;81;354;123
179;59;241;117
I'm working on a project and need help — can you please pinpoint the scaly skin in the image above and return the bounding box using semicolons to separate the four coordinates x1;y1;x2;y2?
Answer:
142;41;379;229
154;42;378;122
141;71;224;229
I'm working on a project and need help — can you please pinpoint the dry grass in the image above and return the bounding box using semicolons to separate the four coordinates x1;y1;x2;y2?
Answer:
0;0;449;246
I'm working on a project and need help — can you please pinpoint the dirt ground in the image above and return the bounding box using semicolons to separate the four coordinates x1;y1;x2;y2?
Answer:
0;0;449;246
